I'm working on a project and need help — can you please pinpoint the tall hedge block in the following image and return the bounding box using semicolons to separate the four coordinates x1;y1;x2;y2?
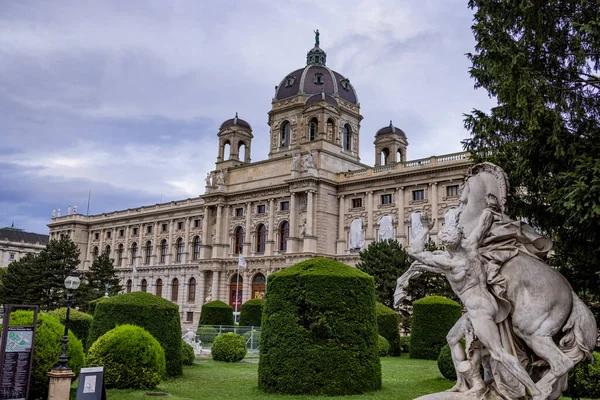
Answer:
258;257;381;396
410;296;462;360
87;292;182;377
199;300;234;326
239;298;265;327
375;302;402;356
48;307;93;349
87;296;109;316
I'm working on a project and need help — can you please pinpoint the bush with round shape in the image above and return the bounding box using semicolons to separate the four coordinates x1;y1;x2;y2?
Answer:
410;296;462;360
242;329;261;343
212;332;247;362
87;324;166;389
87;292;182;377
196;325;219;344
8;311;84;400
181;340;195;366
399;336;410;353
258;257;381;396
199;300;234;326
239;298;265;327
378;335;391;356
564;351;600;399
438;343;458;380
87;296;109;316
48;307;93;348
376;302;401;356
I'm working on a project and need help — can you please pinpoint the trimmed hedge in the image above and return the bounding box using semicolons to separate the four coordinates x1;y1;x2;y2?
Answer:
565;351;600;399
410;296;462;360
87;296;109;316
438;343;457;380
9;311;84;400
199;300;234;326
212;332;247;362
87;292;182;377
181;340;195;366
258;257;381;396
48;308;93;349
239;298;265;327
88;324;166;389
196;326;219;343
378;335;391;356
376;302;401;356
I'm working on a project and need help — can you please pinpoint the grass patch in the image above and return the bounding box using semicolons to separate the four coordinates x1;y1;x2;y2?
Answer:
105;357;453;400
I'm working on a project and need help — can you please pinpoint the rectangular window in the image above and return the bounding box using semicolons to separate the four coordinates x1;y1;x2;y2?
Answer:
413;190;425;201
133;227;139;235
257;205;265;214
177;221;184;230
352;198;363;208
186;312;194;322
94;232;99;240
446;185;459;197
194;219;201;228
9;253;15;261
161;223;168;232
119;229;124;237
280;201;289;211
235;208;244;217
381;194;392;205
147;225;153;234
106;231;112;239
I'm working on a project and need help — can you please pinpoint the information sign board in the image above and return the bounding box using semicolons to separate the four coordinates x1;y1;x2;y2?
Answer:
76;366;106;400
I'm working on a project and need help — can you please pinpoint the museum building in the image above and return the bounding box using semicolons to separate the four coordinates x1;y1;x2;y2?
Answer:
48;39;471;326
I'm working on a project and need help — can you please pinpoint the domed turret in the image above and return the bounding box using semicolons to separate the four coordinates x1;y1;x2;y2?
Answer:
216;112;253;169
374;121;408;166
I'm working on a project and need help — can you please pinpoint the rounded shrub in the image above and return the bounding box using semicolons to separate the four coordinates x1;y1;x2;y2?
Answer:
48;307;93;349
239;298;265;327
196;325;219;344
9;311;84;400
199;300;234;326
242;329;261;343
376;302;401;356
565;351;600;399
378;335;391;356
399;336;410;353
438;343;457;380
181;340;195;366
88;324;166;389
211;332;247;362
410;296;462;360
258;257;381;396
87;292;182;377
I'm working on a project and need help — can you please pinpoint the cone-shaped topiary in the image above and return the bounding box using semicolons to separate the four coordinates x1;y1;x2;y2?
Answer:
375;302;401;356
87;292;182;377
48;307;93;349
239;298;265;327
410;296;462;360
212;332;247;362
258;257;381;396
88;324;166;389
9;311;84;400
199;300;234;326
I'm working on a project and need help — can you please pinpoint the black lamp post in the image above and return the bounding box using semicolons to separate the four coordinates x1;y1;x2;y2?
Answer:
53;269;80;370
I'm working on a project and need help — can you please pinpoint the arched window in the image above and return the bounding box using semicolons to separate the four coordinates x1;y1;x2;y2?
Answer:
256;224;266;253
141;279;148;293
176;238;184;262
309;118;318;141
343;124;351;151
327;118;334;140
223;140;231;160
160;239;168;263
188;277;196;302
117;244;124;266
280;121;290;147
279;221;289;251
238;141;246;161
105;245;111;256
380;148;390;165
234;226;244;254
131;242;138;263
397;149;403;163
252;273;266;299
145;241;152;264
92;246;99;261
193;236;201;260
171;278;179;302
156;278;163;297
126;279;132;293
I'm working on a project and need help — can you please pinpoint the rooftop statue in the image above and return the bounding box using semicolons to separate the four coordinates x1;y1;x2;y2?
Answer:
394;162;597;400
314;29;320;46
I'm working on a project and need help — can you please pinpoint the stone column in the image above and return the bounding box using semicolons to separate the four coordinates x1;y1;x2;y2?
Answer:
98;229;104;257
431;182;439;234
137;223;143;266
198;271;206;306
396;187;406;246
184;217;190;263
200;207;211;259
111;227;116;258
303;190;317;253
244;202;252;257
152;221;158;264
213;204;223;258
266;198;275;256
211;270;220;301
289;193;297;253
336;195;346;254
366;191;374;246
85;230;92;270
243;269;250;302
223;205;230;257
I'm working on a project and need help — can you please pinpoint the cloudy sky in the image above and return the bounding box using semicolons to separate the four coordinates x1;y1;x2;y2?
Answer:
0;0;495;234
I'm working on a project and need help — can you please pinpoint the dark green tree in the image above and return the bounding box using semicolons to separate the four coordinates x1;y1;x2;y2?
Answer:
76;251;123;309
0;253;40;305
463;0;600;297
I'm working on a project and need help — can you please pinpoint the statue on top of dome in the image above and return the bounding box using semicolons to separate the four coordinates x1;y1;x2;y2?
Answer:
314;29;320;46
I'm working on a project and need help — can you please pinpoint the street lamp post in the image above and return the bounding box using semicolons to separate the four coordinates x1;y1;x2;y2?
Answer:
52;269;80;370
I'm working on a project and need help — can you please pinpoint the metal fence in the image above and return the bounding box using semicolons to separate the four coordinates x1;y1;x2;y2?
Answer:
196;325;261;354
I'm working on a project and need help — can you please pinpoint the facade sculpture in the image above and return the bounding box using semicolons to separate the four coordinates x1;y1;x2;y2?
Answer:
395;163;597;400
349;218;364;250
378;215;394;241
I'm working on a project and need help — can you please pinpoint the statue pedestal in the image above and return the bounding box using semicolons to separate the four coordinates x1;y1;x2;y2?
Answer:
47;369;75;400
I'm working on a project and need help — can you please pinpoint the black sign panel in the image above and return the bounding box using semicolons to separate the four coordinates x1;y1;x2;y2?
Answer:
0;305;38;400
76;366;106;400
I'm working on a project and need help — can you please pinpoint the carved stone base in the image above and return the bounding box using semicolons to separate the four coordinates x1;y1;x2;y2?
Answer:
47;369;75;400
414;387;504;400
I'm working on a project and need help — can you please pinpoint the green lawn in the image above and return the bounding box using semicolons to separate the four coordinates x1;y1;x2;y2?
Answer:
104;357;454;400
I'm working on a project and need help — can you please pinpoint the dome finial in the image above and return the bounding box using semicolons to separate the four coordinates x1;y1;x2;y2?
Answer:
389;120;393;127
234;112;238;124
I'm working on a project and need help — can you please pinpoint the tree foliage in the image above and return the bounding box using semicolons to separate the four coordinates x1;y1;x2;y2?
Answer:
76;250;122;310
463;0;600;296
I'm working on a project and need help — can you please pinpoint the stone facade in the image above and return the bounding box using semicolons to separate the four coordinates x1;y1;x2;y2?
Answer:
0;226;49;267
47;40;471;327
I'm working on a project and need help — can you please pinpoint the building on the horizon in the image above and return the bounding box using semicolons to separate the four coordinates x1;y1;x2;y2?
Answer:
48;36;471;327
0;224;49;267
